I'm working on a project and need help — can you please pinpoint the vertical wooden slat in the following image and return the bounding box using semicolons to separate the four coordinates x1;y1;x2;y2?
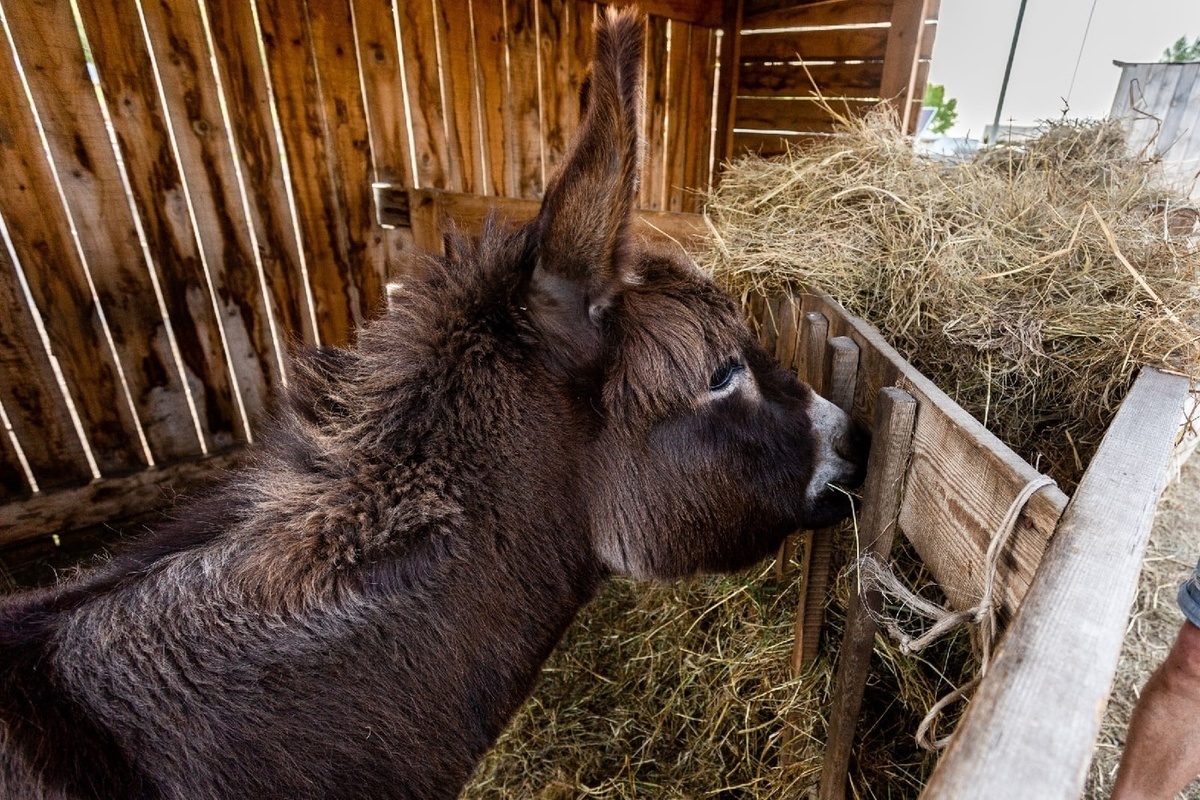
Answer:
305;0;388;323
351;0;415;188
396;0;455;190
435;0;484;194
0;233;92;490
256;0;380;346
506;0;544;198
664;21;692;213
713;0;743;172
819;386;919;800
204;0;317;348
137;0;281;427
538;0;585;179
879;0;930;132
640;15;669;209
0;0;176;471
470;0;513;196
77;0;243;451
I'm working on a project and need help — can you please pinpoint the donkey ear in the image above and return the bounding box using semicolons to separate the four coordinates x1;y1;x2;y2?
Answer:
529;8;643;340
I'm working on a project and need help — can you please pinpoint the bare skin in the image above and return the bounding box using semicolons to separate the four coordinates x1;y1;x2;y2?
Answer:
1112;620;1200;799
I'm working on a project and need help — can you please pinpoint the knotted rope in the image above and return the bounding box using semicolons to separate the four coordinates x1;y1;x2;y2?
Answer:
856;475;1056;750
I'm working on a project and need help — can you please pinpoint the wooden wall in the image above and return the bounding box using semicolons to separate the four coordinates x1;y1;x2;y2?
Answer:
1110;61;1200;199
0;0;739;544
733;0;941;155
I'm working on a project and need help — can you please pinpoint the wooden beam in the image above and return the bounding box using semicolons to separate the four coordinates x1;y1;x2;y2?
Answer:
739;26;889;61
714;0;745;171
0;450;244;549
879;0;930;131
819;386;919;800
404;189;712;258
744;0;891;31
921;367;1192;800
602;0;723;28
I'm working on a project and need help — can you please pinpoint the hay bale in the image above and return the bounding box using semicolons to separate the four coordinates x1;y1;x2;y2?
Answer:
701;113;1200;488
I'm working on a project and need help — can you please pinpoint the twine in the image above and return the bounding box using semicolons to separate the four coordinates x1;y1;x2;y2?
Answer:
856;475;1056;750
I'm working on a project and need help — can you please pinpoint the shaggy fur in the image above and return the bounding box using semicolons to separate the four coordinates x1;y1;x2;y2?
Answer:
0;9;865;799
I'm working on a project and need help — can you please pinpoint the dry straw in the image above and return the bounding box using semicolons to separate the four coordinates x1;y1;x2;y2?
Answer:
701;111;1200;488
465;115;1200;797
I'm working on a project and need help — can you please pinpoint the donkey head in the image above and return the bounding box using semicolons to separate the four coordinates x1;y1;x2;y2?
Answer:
523;8;866;580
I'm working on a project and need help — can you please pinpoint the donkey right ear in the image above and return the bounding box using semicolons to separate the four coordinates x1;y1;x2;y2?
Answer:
527;8;643;355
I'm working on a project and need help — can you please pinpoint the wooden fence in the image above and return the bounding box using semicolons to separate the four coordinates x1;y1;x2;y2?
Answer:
1110;60;1200;199
0;0;741;543
1;0;939;544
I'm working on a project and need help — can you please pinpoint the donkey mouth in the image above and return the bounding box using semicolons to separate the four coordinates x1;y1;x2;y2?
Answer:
804;422;870;529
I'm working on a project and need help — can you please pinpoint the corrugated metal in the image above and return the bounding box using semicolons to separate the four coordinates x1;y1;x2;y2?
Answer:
1109;60;1200;198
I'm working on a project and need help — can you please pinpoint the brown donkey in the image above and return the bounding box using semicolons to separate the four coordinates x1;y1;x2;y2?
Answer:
0;9;865;799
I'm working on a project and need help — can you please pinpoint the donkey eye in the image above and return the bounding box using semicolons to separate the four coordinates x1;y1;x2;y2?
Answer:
708;360;745;392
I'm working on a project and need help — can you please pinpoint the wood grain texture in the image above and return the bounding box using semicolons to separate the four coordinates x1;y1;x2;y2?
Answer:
879;0;930;131
739;25;890;62
800;311;829;393
0;233;91;491
396;0;455;189
471;0;515;196
0;449;244;547
712;0;744;171
434;0;484;194
79;0;245;451
819;387;919;800
351;0;416;188
505;0;545;197
602;0;722;27
305;0;389;326
923;368;1191;800
738;60;885;98
0;0;174;473
753;292;1069;621
744;0;892;30
205;0;317;348
773;295;801;371
256;0;383;346
825;336;858;414
640;15;669;209
137;0;281;429
735;96;874;133
538;0;577;180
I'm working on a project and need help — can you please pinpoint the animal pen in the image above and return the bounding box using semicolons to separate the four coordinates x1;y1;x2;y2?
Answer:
0;0;1193;797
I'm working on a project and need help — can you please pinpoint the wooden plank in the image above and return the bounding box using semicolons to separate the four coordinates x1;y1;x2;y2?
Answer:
601;0;722;27
681;25;717;209
879;0;930;131
761;292;1069;620
732;130;829;156
0;449;245;548
0;234;91;490
0;1;169;473
137;0;281;430
641;15;670;209
351;0;416;188
539;0;580;180
664;21;693;212
472;0;515;197
396;0;456;190
505;0;545;198
773;296;802;371
738;61;884;98
405;188;712;255
744;0;891;30
255;0;375;346
922;368;1191;800
78;0;244;451
434;0;484;194
712;0;744;172
819;386;920;800
736;97;871;134
305;0;389;326
205;0;317;348
739;26;890;62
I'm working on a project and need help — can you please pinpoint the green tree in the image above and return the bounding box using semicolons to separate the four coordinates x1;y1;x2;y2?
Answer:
1162;36;1200;62
923;83;958;135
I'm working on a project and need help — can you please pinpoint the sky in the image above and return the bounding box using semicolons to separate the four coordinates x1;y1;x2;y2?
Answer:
928;0;1200;138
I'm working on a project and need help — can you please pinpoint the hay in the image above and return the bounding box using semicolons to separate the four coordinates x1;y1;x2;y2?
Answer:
701;112;1200;488
463;523;976;799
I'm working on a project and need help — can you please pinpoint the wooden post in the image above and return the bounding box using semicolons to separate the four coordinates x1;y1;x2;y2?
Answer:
818;387;919;800
773;296;802;581
921;368;1190;800
792;336;862;670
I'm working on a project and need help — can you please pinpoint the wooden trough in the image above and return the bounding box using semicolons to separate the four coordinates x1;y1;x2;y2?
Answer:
748;290;1195;799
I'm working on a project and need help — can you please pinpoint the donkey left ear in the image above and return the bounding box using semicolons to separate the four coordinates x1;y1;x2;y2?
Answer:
528;8;643;351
